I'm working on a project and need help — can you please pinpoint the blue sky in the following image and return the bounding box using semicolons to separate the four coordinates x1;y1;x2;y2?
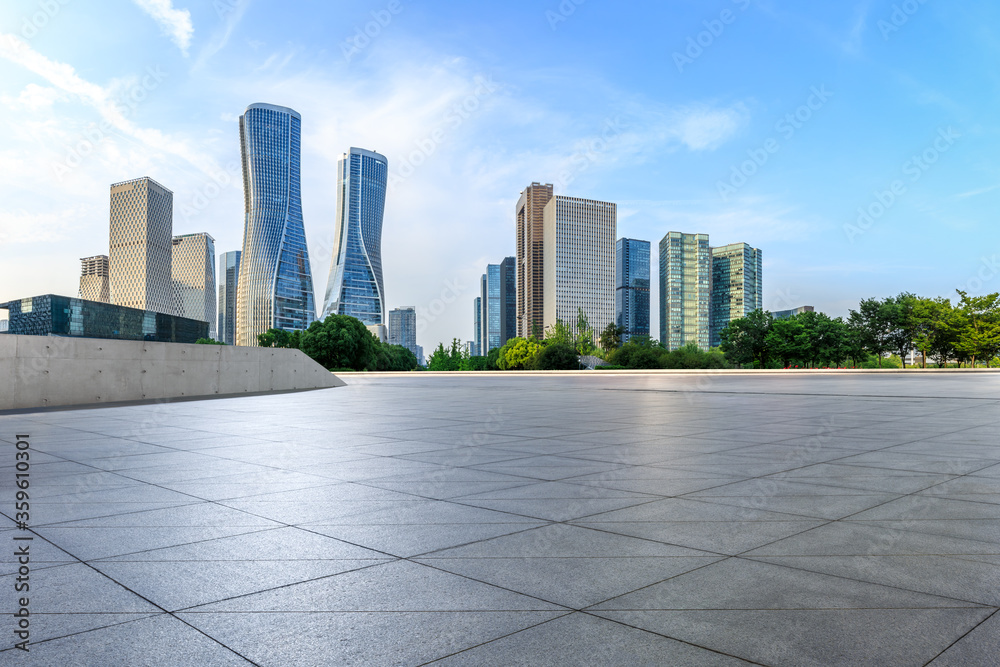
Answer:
1;0;998;350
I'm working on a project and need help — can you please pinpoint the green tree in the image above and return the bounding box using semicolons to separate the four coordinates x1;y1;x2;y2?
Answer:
884;292;919;368
912;297;956;368
427;339;463;371
848;298;894;368
719;309;772;368
954;290;1000;368
766;317;809;368
195;338;226;345
545;320;575;347
299;315;377;371
258;328;301;349
498;337;542;370
529;342;580;370
599;323;624;356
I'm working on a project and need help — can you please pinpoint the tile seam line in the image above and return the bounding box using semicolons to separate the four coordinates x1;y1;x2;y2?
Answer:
0;521;262;665
921;607;1000;666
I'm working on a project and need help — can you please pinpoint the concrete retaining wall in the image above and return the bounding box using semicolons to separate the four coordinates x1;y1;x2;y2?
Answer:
0;334;345;411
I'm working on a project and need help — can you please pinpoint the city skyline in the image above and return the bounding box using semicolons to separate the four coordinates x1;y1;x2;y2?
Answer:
1;2;997;352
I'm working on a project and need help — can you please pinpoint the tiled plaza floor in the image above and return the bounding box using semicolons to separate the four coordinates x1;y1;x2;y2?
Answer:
2;372;1000;665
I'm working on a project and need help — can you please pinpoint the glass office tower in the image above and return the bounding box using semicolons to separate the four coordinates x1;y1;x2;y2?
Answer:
218;250;241;345
473;297;482;357
482;264;502;355
236;103;315;346
499;256;516;346
710;243;763;348
323;147;388;325
616;238;651;343
659;232;711;351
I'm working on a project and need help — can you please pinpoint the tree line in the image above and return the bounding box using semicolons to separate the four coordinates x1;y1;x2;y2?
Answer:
721;291;1000;369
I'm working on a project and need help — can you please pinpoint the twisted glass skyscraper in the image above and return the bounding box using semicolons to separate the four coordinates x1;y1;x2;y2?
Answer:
323;148;388;325
236;103;315;346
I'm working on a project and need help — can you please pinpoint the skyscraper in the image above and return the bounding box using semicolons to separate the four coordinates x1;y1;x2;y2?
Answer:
481;265;502;355
172;233;217;340
109;176;173;315
616;238;651;344
388;306;418;358
659;232;711;351
473;296;482;357
516;183;554;338
217;250;241;345
542;195;617;335
711;243;763;347
236;103;316;346
499;256;516;346
79;255;110;303
323;147;388;326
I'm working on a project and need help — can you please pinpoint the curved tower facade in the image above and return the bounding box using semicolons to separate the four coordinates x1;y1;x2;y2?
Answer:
236;103;315;346
322;147;387;325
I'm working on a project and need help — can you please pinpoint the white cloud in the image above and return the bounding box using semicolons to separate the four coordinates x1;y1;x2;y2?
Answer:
0;34;220;176
669;105;749;151
1;83;65;111
132;0;194;56
193;0;250;70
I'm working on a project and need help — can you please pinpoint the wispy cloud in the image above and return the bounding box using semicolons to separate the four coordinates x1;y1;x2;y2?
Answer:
955;184;1000;199
0;34;218;175
842;2;870;55
193;0;250;70
132;0;194;56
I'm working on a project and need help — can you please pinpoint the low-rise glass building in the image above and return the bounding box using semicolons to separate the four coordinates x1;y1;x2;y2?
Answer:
1;295;208;343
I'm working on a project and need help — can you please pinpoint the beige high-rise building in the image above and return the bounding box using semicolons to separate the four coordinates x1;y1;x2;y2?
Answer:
515;183;553;338
172;233;217;340
79;255;110;303
109;177;174;315
542;195;617;336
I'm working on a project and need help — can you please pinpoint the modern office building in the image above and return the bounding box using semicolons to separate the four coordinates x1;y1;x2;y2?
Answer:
542;195;617;335
236;103;316;346
388;306;418;358
772;305;815;319
217;250;241;345
0;320;7;333
1;295;207;343
516;183;554;338
109;177;174;315
472;296;482;357
79;255;110;303
481;264;502;355
499;256;516;346
172;233;216;340
710;243;763;347
660;232;711;351
615;238;651;344
322;147;388;326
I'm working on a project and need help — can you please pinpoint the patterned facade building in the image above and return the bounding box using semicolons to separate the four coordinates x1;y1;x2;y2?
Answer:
217;250;241;345
615;238;651;344
171;233;217;340
323;147;388;326
236;103;316;346
472;296;482;357
388;306;418;358
659;232;712;351
481;264;502;355
109;177;174;315
79;255;110;303
710;243;763;348
515;183;554;338
542;195;617;335
499;256;516;346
